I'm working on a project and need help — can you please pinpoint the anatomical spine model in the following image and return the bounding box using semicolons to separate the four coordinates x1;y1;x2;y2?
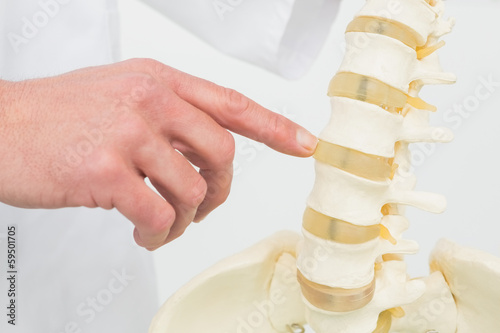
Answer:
297;0;455;331
149;1;500;332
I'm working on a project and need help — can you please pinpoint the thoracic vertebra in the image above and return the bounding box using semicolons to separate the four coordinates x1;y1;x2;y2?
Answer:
296;0;455;331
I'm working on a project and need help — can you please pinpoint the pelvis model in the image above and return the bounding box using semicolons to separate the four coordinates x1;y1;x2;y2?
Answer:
149;1;500;332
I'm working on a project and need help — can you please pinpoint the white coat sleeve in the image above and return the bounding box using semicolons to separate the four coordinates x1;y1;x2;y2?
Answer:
139;0;341;79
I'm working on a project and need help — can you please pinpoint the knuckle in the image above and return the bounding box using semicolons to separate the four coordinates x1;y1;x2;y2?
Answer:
211;181;231;206
129;58;172;82
112;116;151;148
261;113;287;143
121;73;159;104
188;176;208;207
268;113;282;133
150;205;176;235
126;58;162;71
122;116;149;139
216;189;231;207
222;87;251;118
202;169;232;207
143;58;164;72
85;151;123;183
215;170;232;196
123;58;146;67
216;132;236;167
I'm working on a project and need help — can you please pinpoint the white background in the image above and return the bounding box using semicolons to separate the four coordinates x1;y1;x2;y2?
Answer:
118;0;500;306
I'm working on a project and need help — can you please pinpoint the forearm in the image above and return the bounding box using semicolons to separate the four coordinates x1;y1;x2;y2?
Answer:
0;79;15;204
0;79;9;105
0;80;26;135
0;80;15;117
0;80;12;132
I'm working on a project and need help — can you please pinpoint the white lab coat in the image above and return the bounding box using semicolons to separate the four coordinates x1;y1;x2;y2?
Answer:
0;1;339;332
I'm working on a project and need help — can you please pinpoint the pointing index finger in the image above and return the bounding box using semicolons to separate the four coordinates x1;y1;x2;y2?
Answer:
168;69;318;157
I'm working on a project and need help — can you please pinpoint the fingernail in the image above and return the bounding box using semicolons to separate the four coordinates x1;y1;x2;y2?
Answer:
297;129;318;152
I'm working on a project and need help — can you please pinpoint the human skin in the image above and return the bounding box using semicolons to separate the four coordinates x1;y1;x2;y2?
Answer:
0;58;317;250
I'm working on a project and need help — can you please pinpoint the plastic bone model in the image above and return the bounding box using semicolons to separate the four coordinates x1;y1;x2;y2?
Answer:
149;1;500;333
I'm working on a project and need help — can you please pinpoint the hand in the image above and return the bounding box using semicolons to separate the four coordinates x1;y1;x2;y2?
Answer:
0;58;317;250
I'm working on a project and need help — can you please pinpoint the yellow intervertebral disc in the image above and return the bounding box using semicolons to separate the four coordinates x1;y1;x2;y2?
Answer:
346;16;420;49
314;140;393;181
297;271;376;313
328;72;437;113
303;207;381;244
347;16;443;60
